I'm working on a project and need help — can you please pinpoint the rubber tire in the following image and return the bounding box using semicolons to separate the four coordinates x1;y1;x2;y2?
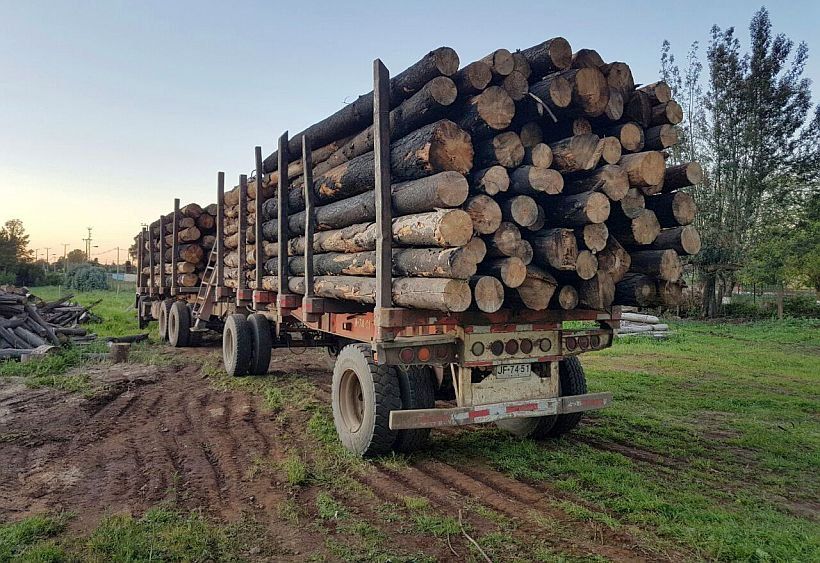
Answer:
168;301;191;348
157;300;173;342
247;314;272;375
223;314;253;377
496;413;557;439
393;366;437;452
331;343;401;457
544;356;587;437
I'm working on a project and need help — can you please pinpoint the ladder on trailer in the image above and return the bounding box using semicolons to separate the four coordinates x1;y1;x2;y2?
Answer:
191;244;218;331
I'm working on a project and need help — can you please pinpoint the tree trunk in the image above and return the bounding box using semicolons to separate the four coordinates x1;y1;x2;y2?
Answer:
624;90;652;127
485;222;521;257
463;195;503;234
540;117;592;143
284;247;476;279
571;48;605;69
526;204;546;232
463;237;487;263
501;71;529;101
638;81;672;104
471;166;510;196
607;208;661;245
530;228;578;271
474;131;524;168
600;62;634;97
549;68;610;117
629;249;683;281
662;162;704;192
651;100;683;126
508;166;564;195
595;137;622;166
614;273;657;306
470;276;504;313
542;191;610;226
603;88;624;121
549;134;601;173
644;192;697;227
553;284;579;310
519;122;543;148
480;48;514;77
605;122;645;153
563;164;629;201
523;143;553;168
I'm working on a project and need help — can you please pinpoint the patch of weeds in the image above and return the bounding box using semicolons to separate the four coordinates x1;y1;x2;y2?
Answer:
277;499;301;525
470;502;511;528
128;342;184;368
555;500;620;530
316;491;346;520
379;452;411;470
0;346;90;392
0;513;71;561
402;496;430;512
282;454;309;486
411;514;460;537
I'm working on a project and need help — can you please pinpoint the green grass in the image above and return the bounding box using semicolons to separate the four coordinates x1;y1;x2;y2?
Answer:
30;285;138;339
432;318;820;561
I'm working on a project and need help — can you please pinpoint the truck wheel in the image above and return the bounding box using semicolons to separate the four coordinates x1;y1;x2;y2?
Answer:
332;343;401;457
496;414;557;439
247;314;272;375
223;314;252;377
158;300;173;342
545;356;587;437
393;366;437;452
168;301;191;347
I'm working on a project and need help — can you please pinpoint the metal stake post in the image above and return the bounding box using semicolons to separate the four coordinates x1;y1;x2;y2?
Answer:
171;198;179;294
158;214;165;295
238;174;248;299
373;59;393;337
148;225;155;294
216;172;226;295
254;147;265;296
301;136;321;321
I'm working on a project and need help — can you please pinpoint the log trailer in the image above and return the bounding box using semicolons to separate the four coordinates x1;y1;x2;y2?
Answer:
135;59;617;457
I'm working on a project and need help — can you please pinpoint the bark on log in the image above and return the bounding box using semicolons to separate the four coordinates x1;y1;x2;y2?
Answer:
576;223;609;253
651;100;683;126
287;276;471;313
526;204;546;232
563;164;629;201
549;134;601;173
261;47;460;173
501;71;529;101
501;195;539;227
644;124;678;150
543;191;610;226
616;187;646;218
285;247;476;279
456;86;516;138
483;257;527;288
639;225;701;255
471;166;510;196
511;51;531;79
600;62;635;97
571;49;605;69
515;265;558;310
606;122;644;153
519;37;572;78
662;162;703;192
614;273;658;307
551;68;610;117
578;271;615;309
509;166;564;195
618;151;665;189
519;122;543;148
480;49;515;77
485;222;521;257
454;61;492;96
657;280;684;307
629;249;683;282
530;228;578;270
474;131;524;168
638;81;672;104
597;235;632;284
464;195;503;234
470;276;505;313
607;208;661;245
624;90;652;127
644;191;697;227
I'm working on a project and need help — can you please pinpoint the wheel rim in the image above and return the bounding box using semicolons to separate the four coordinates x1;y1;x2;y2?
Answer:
169;312;177;341
339;368;365;433
224;326;235;364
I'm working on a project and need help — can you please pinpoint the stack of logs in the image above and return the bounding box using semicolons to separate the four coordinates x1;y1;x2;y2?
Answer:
215;38;701;313
141;202;218;287
0;287;98;359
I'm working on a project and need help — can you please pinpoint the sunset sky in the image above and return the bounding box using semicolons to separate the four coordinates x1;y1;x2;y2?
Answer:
1;0;817;265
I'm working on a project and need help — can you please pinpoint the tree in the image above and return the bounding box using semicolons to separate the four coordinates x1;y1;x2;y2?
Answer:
0;219;33;273
661;7;819;316
66;249;87;264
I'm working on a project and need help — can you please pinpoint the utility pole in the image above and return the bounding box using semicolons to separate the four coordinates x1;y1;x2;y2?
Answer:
116;247;121;294
62;243;69;273
44;247;50;272
83;227;93;261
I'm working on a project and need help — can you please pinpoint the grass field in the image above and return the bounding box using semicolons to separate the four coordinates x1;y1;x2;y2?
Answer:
1;288;818;561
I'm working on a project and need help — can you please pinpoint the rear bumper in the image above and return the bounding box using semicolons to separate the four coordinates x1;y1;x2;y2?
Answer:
389;392;612;430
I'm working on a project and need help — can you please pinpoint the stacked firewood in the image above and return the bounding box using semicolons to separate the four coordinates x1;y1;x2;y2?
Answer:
140;203;218;287
218;39;700;313
0;287;98;359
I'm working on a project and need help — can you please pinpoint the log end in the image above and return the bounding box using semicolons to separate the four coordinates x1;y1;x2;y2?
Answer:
437;209;475;247
433;47;461;76
472;276;504;313
429;120;475;175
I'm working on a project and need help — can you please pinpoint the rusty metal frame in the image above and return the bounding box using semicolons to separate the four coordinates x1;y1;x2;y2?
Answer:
373;59;393;337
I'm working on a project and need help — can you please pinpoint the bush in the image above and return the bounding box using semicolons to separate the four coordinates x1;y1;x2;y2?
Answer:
14;263;46;287
44;272;65;286
783;295;820;318
723;294;820;319
66;265;108;291
0;271;14;285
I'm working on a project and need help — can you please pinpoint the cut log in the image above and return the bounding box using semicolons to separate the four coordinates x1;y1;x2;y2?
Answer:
543;191;610;226
474;131;524;168
563;164;629;201
178;244;204;265
552;68;610;117
480;48;515;77
454;61;492;96
618;151;665;189
523;143;553;168
513;239;534;265
578;271;616;309
261;46;460;173
640;225;701;255
617;187;646;218
463;237;487;263
600;62;635;97
621;312;662;324
597;235;632;284
638;81;672;104
470;276;505;313
571;49;605;69
165;226;200;245
456;86;516;138
515;265;558;310
511;51;531;79
553;284;579;310
651;100;683;125
604;88;624;121
624;90;652;127
288;276;471;313
286;171;469;233
645;192;697;227
509;166;564;195
614;273;658;307
286;247;476;279
519;122;543;147
500;195;539;227
464;195;503;234
501;71;529;101
576;223;609;253
526;204;546;232
629;249;683;282
541;117;593;143
663;162;704;192
519;37;572;77
644;124;678;150
471;165;510;196
483;257;527;288
597;137;622;165
606;122;644;153
549;134;601;173
657;280;685;307
530;228;578;271
607;208;661;245
575;250;599;280
485;222;521;257
526;75;574;115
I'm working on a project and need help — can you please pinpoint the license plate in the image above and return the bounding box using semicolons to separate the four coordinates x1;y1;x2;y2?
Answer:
494;363;532;379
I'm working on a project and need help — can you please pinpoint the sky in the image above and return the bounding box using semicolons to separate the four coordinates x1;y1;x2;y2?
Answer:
1;0;818;265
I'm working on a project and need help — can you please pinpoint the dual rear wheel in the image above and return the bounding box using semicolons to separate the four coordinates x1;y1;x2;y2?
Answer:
222;313;272;377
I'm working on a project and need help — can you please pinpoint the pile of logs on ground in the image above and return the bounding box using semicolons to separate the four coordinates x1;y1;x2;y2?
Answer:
140;202;218;288
214;38;701;313
0;287;99;360
616;311;670;339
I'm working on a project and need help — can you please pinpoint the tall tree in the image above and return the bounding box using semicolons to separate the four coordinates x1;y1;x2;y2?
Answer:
0;219;33;273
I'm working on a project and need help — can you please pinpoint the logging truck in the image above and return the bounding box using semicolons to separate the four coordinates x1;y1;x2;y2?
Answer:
131;49;640;456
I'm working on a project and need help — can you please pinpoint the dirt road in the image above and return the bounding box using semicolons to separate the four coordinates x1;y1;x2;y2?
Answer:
0;349;678;561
